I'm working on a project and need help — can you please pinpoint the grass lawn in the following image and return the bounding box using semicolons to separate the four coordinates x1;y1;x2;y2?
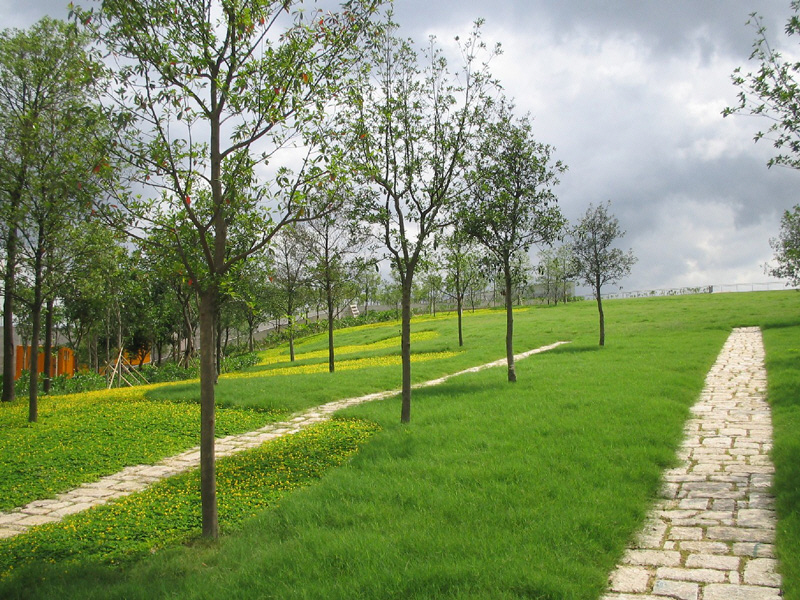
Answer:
0;291;797;599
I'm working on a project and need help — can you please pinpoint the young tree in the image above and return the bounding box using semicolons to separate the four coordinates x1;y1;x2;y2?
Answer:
378;274;402;312
570;201;636;346
347;21;498;422
417;263;444;316
227;253;279;352
537;245;573;305
767;204;800;286
461;105;565;382
303;201;372;372
441;232;483;346
60;222;129;371
73;0;384;538
271;228;312;363
356;259;381;314
724;4;800;169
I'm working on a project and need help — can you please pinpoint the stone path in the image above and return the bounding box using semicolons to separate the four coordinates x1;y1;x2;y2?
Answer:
603;327;782;600
0;340;569;540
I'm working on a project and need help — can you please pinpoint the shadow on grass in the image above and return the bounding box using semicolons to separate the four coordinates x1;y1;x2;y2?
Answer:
546;343;600;356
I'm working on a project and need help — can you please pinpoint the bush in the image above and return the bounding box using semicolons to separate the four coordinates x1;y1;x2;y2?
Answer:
221;352;259;373
10;370;107;397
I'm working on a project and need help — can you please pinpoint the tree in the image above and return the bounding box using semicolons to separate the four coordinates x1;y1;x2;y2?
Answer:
570;201;636;346
537;245;573;305
461;105;565;382
348;21;497;422
60;222;128;371
356;259;381;314
0;18;106;417
768;204;800;286
73;0;384;538
378;274;402;312
271;228;312;363
0;18;102;403
724;3;800;169
303;200;372;372
441;233;484;345
417;263;444;316
227;253;279;353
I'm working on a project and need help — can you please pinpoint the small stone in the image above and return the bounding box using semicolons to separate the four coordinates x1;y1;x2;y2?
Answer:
743;558;781;587
623;550;681;567
685;554;740;571
50;502;94;517
733;543;775;558
737;509;775;529
652;578;698;600
18;514;59;526
668;527;703;541
678;498;709;510
703;584;781;600
655;567;726;583
609;566;650;593
679;541;729;555
707;527;774;543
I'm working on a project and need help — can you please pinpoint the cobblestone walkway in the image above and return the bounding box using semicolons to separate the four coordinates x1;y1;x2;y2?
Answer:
0;341;569;540
603;327;782;600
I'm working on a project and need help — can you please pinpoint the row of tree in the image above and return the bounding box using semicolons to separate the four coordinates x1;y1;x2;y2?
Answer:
0;2;636;538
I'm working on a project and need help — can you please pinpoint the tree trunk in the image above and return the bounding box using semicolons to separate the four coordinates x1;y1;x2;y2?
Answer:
288;312;295;362
198;288;218;539
327;285;335;373
457;297;464;347
400;277;413;423
2;225;17;403
28;295;43;423
43;298;54;394
597;294;605;346
504;259;516;383
215;308;222;378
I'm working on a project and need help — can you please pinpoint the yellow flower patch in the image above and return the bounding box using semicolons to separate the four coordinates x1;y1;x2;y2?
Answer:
257;330;439;366
225;349;461;380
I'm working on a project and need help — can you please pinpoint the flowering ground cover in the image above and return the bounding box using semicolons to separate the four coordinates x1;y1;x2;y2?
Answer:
0;388;281;512
0;419;378;579
231;349;461;379
256;330;440;366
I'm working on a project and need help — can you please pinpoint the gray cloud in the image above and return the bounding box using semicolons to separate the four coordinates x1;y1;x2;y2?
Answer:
4;0;799;293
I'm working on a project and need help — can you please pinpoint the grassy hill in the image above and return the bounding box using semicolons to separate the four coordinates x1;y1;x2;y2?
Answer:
0;291;797;599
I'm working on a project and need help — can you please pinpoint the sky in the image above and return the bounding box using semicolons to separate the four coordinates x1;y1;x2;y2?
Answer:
3;0;799;295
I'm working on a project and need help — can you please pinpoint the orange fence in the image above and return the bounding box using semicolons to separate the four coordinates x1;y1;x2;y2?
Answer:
14;346;76;381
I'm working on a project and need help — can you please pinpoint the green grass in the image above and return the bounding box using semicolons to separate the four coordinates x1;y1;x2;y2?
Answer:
0;291;797;599
764;322;800;600
0;390;281;512
0;419;378;581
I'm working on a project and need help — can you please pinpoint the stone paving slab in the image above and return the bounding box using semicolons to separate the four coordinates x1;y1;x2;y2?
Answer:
602;327;783;599
0;340;569;539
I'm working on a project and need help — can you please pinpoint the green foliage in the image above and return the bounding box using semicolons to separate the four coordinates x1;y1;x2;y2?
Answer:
768;204;800;286
0;419;378;579
14;371;107;397
138;361;200;383
219;352;260;373
725;3;800;169
462;102;567;264
0;391;279;511
570;200;637;295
